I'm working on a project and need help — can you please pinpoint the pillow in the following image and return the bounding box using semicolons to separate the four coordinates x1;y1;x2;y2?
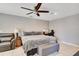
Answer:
32;32;42;35
0;33;13;37
22;32;42;36
0;33;13;42
0;37;12;42
23;32;33;36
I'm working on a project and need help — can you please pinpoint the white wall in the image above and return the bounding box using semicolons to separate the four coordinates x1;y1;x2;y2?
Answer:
1;12;79;45
0;13;49;33
49;14;79;45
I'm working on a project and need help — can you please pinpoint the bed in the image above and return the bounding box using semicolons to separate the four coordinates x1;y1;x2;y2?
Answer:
19;31;59;55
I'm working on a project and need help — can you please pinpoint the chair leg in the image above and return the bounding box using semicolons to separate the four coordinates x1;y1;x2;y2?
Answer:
10;44;12;50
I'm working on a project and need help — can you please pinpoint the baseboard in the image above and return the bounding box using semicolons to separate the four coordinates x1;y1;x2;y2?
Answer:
62;41;79;47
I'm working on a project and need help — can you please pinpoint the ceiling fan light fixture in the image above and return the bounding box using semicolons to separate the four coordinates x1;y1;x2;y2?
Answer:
54;12;58;15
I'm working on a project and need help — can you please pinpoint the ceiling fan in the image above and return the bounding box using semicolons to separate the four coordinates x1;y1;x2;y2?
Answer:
21;3;49;16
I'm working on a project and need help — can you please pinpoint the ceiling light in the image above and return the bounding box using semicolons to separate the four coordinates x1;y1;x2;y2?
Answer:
54;12;57;15
50;12;57;15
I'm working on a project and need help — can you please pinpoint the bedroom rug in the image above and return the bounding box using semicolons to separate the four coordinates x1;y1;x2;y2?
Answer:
73;51;79;56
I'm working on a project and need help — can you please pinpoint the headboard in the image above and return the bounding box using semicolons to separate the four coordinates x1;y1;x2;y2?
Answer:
21;31;43;36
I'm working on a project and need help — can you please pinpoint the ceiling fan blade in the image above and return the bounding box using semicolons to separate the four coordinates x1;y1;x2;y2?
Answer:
21;7;34;11
38;10;49;13
26;12;33;15
35;3;42;11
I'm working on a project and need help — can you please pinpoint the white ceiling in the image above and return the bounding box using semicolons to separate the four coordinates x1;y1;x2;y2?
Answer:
0;3;79;21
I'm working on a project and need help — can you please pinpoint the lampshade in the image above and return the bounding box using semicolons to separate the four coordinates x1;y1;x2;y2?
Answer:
14;28;19;33
43;29;46;32
43;29;48;32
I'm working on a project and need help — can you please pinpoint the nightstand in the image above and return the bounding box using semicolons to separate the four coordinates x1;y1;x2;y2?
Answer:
15;36;22;48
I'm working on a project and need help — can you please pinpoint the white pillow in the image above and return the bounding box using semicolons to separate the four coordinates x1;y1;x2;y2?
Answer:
0;37;12;42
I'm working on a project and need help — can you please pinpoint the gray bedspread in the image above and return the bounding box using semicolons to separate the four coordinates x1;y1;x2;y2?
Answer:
21;35;57;54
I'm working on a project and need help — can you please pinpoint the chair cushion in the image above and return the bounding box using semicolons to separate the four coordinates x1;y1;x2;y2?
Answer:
0;42;11;52
0;37;11;42
0;42;10;46
0;33;13;37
